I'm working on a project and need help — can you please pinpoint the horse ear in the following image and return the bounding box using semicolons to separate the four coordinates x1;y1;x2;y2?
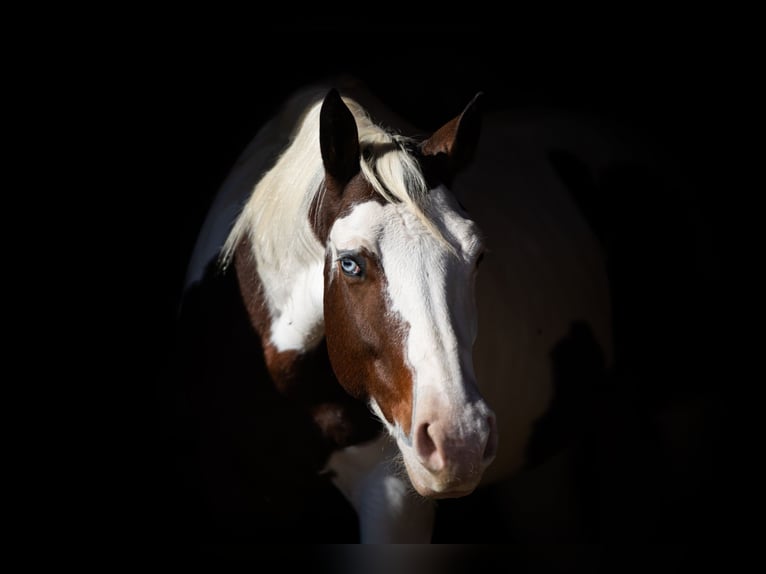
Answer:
320;88;361;186
420;92;483;178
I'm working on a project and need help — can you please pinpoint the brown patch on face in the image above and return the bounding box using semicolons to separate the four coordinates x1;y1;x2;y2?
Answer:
323;245;414;436
309;172;385;244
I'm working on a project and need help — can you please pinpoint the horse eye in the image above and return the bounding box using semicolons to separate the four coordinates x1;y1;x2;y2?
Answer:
339;257;362;277
476;252;485;268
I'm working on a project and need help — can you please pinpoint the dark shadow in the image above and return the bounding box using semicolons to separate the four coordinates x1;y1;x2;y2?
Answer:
431;480;514;543
149;260;375;544
525;320;607;469
547;148;607;248
540;148;732;541
548;148;721;395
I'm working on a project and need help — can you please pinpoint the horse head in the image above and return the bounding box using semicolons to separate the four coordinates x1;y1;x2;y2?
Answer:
312;89;497;498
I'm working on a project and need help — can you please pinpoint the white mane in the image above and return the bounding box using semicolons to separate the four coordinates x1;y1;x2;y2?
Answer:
219;91;441;275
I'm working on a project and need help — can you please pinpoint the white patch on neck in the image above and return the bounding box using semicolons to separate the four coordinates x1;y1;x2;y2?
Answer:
263;259;326;352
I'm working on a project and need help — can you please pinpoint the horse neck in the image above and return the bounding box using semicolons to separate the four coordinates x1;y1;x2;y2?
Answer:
233;233;326;387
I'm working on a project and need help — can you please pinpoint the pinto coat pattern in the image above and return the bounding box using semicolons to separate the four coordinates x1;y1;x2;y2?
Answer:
171;76;613;543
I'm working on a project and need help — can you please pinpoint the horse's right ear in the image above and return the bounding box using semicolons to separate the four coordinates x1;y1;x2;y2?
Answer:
420;92;483;182
320;89;361;187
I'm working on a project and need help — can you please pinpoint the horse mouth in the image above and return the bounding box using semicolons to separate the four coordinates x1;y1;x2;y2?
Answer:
416;484;478;499
402;457;484;499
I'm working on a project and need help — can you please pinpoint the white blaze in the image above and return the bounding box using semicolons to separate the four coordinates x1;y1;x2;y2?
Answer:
329;188;484;443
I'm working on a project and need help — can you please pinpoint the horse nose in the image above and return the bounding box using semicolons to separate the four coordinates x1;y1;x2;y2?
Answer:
414;411;498;474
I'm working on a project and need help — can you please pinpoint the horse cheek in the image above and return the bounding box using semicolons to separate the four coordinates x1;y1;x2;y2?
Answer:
324;278;368;401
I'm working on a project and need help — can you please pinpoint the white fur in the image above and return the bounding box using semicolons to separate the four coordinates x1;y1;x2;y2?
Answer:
266;261;326;351
329;190;491;496
329;195;484;441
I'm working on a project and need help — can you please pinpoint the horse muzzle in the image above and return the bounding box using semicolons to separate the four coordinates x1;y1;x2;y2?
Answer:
400;406;498;498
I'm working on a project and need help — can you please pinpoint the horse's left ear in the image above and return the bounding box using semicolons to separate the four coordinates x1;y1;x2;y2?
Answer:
420;92;483;178
320;88;361;187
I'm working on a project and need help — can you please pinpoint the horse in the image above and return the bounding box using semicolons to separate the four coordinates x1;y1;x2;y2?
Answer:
168;75;614;543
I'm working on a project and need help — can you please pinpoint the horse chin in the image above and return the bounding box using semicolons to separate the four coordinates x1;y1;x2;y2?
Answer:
399;448;484;500
415;483;479;500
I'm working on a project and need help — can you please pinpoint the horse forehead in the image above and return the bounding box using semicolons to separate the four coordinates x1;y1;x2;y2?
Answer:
329;201;387;251
330;191;474;254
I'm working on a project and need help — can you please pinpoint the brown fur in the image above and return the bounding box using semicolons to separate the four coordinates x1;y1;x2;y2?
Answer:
321;245;415;436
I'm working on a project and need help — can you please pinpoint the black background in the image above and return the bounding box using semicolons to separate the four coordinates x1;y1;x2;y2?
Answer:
70;14;745;560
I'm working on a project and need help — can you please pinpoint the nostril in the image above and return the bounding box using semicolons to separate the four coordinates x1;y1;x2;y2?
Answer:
415;422;444;472
483;414;498;462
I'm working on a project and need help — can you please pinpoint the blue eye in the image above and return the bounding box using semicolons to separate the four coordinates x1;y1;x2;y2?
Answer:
339;256;362;277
